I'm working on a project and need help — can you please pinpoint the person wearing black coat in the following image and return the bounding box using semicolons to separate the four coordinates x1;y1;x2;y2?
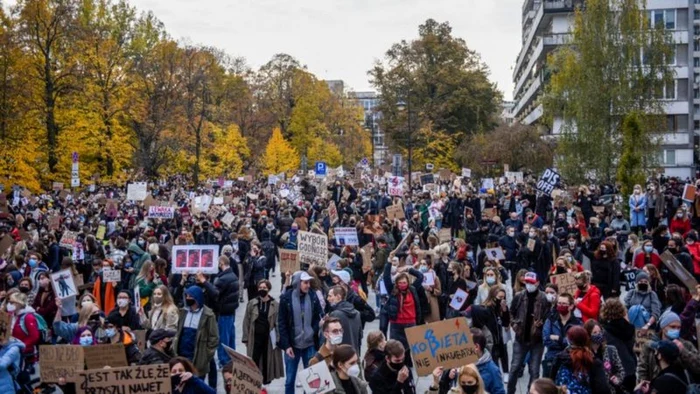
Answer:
464;215;481;252
446;195;463;238
245;244;267;301
549;346;611;394
602;316;636;393
195;222;218;247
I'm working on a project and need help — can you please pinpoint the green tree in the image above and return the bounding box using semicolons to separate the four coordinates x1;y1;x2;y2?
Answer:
617;112;646;199
369;19;502;168
543;0;674;183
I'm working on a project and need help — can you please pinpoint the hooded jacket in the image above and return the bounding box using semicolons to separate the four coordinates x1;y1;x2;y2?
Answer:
278;272;323;351
475;350;506;394
127;243;150;289
173;286;219;376
329;300;362;354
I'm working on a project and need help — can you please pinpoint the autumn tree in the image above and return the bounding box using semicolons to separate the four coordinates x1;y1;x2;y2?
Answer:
370;19;502;168
263;128;299;175
15;0;80;174
543;0;674;183
617;113;646;199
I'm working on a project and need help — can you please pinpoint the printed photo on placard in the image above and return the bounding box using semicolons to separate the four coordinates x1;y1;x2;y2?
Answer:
171;245;219;274
51;269;78;299
187;250;201;268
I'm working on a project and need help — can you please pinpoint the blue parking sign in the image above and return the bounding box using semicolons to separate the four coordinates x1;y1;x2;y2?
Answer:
315;161;327;176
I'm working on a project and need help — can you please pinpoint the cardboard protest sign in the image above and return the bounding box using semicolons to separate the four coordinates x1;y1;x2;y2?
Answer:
76;363;170;394
279;249;300;273
299;359;336;394
126;182;148;201
223;345;262;394
484;248;505;261
0;235;12;256
52;182;64;191
683;184;697;203
48;215;61;230
40;345;84;383
334;227;359;246
59;230;78;249
461;168;471;178
386;203;405;221
298;231;328;267
549;272;577;295
0;311;11;344
527;238;536;252
361;243;373;270
505;171;523;183
449;288;468;310
142;194;157;209
51;269;78;299
328;200;339;225
438;228;451;243
660;251;698;293
134;329;147;353
147;206;175;219
102;268;121;283
406;317;478;376
537;168;560;196
82;343;128;370
362;215;384;235
221;212;235;228
171;245;219;274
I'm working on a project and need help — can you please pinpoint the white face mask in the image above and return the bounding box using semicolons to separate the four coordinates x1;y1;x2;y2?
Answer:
117;299;129;308
526;284;538;293
329;334;343;345
6;304;16;313
346;364;361;377
545;293;556;303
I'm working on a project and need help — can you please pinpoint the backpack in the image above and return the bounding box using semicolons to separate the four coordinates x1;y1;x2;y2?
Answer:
19;312;50;344
555;365;591;394
666;370;700;394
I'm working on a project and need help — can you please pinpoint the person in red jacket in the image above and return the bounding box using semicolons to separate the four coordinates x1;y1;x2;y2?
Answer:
686;232;700;278
633;240;661;269
573;271;601;323
669;208;691;237
8;291;40;364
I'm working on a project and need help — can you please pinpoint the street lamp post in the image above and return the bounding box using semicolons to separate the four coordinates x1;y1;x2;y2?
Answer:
396;99;412;195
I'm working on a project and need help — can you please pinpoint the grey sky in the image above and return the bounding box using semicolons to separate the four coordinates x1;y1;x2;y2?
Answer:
130;0;523;100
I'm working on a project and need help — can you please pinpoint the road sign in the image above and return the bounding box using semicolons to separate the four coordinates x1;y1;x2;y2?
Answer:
425;163;434;171
315;161;327;176
71;152;79;163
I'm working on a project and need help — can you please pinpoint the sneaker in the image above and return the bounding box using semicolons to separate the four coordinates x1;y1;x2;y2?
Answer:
503;373;509;384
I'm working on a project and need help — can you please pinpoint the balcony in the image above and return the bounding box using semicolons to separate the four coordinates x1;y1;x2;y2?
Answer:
543;0;583;13
543;33;572;46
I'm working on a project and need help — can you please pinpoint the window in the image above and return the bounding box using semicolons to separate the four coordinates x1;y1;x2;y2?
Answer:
695;88;700;99
695;58;700;67
695;41;700;51
695;120;700;131
648;9;676;29
659;149;676;166
667;115;678;131
695;10;700;20
656;81;677;100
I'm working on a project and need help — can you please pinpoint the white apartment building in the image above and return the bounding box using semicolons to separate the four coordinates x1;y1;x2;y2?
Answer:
512;0;696;178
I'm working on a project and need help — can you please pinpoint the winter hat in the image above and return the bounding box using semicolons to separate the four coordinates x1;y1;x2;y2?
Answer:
659;311;681;330
628;305;650;329
635;271;649;284
331;270;351;285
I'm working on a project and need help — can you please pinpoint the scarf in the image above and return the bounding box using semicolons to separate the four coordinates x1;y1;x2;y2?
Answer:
291;288;314;349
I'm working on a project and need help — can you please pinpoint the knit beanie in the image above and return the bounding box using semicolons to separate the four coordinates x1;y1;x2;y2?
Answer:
659;312;680;329
635;271;649;284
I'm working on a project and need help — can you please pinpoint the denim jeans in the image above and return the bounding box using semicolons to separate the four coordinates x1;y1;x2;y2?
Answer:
217;314;236;367
507;341;544;394
284;346;315;394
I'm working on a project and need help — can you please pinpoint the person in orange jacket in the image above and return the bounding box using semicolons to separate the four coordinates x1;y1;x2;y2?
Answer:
573;271;601;323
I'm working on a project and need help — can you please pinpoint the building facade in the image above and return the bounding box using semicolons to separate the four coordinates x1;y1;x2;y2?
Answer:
350;91;388;166
512;0;696;178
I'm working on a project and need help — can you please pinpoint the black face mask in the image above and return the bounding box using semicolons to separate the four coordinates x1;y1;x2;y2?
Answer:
638;283;649;292
461;384;479;394
258;290;268;298
171;374;182;387
389;361;404;371
19;286;30;294
185;298;196;307
556;267;567;274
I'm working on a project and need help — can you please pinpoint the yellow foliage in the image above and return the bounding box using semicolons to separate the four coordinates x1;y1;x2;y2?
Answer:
200;124;250;178
307;138;343;168
408;124;460;171
263;128;299;175
0;131;42;192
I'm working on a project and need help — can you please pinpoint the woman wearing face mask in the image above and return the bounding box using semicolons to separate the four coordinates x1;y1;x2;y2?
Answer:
623;234;640;267
637;312;700;383
583;320;625;394
169;356;215;394
139;285;178;331
17;278;34;306
106;290;142;332
383;258;424;358
550;326;611;394
428;364;486;394
135;261;161;309
633;241;661;269
241;279;283;385
474;267;507;306
623;271;661;332
444;262;468;318
669;208;691;237
609;211;631;245
572;271;601;323
581;240;620;299
329;345;368;393
628;184;647;235
419;259;442;323
363;330;386;379
32;271;57;326
53;297;104;343
6;292;41;367
549;257;574;276
91;259;117;313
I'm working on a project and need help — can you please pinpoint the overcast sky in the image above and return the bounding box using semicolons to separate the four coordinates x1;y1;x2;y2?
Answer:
128;0;523;100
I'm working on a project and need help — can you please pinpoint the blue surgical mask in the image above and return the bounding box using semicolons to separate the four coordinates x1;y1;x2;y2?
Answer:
644;246;653;253
419;266;428;273
79;336;93;346
28;259;37;268
105;328;116;338
666;328;680;340
486;277;496;285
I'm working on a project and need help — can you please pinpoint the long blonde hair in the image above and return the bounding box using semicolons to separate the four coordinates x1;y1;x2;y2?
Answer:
458;364;487;394
480;267;501;289
136;261;154;283
152;285;176;311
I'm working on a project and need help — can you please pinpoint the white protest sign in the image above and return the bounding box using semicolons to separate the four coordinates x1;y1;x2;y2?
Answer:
387;176;404;197
126;182;148;201
484;248;505;261
449;288;468;310
461;168;471;178
422;271;435;287
102;268;121;283
334;227;359;246
505;171;523;183
147;206;175;219
299;360;336;394
298;231;328;267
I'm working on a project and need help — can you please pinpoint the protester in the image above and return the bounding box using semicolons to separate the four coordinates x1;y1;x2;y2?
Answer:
199;254;239;366
549;326;611;394
330;344;369;394
169;356;216;394
635;340;689;394
326;285;362;355
363;330;386;380
542;293;582;378
242;279;283;385
139;284;178;331
139;328;175;365
368;339;415;394
637;311;700;382
623;271;661;330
